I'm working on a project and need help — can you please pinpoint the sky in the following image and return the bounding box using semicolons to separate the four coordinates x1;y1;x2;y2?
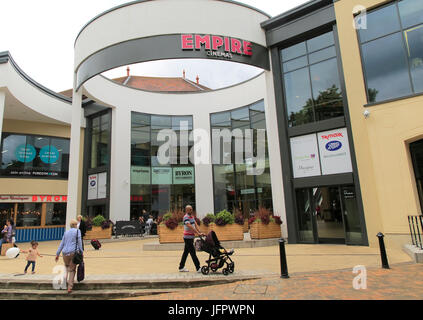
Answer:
0;0;307;92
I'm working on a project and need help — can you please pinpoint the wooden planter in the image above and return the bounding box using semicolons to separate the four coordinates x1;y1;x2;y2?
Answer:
250;222;281;239
211;224;243;241
199;224;211;235
158;224;184;243
84;226;112;240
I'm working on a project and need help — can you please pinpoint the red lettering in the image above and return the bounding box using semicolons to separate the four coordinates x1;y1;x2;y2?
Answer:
62;196;67;202
181;34;193;50
224;37;230;52
32;196;38;202
47;196;52;202
54;196;60;202
195;35;211;50
243;40;252;56
231;38;242;54
39;196;45;202
212;36;224;51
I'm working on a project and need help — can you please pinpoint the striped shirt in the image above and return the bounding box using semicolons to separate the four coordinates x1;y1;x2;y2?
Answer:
183;214;196;239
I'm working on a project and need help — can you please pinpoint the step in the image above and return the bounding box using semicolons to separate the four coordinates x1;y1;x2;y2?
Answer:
0;288;181;300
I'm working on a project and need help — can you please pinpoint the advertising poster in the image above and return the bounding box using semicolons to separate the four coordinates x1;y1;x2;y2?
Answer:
173;167;195;185
97;172;107;199
87;174;98;200
290;134;321;178
317;128;353;175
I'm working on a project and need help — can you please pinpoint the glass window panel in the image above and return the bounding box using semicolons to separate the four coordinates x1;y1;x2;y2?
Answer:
16;203;42;227
358;4;400;43
250;110;266;129
399;0;423;29
341;186;364;244
172;116;193;130
213;165;235;213
27;136;50;173
310;58;344;121
0;204;14;227
295;189;314;242
132;112;150;126
306;31;335;53
249;100;265;112
404;24;423;93
49;138;70;178
231;107;250;129
45;203;67;226
361;32;413;102
283;67;314;127
211;112;231;127
281;41;306;61
1;134;26;172
308;46;337;65
283;56;308;73
151;115;171;129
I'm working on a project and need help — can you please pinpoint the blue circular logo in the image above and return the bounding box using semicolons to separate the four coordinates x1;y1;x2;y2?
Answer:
39;145;59;164
15;144;36;162
90;180;96;187
325;141;342;151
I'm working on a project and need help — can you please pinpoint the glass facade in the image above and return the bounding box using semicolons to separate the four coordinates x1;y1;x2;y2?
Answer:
0;133;70;178
357;0;423;102
211;100;273;217
131;112;195;219
281;31;344;127
90;113;110;169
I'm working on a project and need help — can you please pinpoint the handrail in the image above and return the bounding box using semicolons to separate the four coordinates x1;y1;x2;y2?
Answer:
408;215;423;250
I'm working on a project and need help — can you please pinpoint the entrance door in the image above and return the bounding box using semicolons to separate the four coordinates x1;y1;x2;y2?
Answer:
312;186;345;244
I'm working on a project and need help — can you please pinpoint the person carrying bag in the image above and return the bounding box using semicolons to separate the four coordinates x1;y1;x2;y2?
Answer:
55;219;84;294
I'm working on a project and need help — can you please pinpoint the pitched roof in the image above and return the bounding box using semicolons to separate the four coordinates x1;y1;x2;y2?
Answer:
59;75;210;98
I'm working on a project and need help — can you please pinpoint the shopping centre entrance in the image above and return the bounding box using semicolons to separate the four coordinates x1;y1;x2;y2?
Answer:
296;184;362;244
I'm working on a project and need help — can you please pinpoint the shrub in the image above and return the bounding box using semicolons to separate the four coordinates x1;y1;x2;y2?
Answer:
92;215;106;227
165;218;178;230
202;214;216;227
234;209;244;226
215;209;235;226
274;216;283;225
162;212;173;222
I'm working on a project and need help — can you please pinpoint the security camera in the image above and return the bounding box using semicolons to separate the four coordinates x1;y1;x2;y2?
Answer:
363;110;370;119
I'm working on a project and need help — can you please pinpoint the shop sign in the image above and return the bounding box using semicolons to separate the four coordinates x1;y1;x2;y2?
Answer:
181;34;253;60
152;167;172;185
39;145;59;164
88;173;107;200
290;134;321;178
173;167;194;185
87;174;98;200
131;166;151;185
317;128;352;175
15;144;36;162
0;195;67;203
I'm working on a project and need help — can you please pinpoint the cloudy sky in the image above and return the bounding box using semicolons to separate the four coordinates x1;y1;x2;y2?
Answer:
0;0;306;92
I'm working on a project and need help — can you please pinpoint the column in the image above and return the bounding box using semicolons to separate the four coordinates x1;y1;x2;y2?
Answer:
192;112;214;219
65;86;83;230
109;105;131;222
264;70;288;239
0;91;5;142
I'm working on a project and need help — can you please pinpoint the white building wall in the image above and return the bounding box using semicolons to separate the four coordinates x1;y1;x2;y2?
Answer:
0;91;5;142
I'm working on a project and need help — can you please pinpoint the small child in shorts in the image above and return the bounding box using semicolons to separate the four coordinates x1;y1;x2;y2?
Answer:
21;241;43;274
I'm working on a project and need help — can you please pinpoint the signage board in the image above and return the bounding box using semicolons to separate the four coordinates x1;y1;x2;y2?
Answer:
317;128;352;175
115;221;142;236
87;174;98;200
98;172;107;199
290;134;321;178
131;166;151;185
0;195;67;203
173;167;195;185
152;167;172;185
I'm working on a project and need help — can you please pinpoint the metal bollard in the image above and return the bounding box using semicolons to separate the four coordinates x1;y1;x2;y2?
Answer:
278;238;289;278
377;232;390;269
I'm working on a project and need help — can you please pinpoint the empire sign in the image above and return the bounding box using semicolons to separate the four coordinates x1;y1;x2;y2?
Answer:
181;34;253;59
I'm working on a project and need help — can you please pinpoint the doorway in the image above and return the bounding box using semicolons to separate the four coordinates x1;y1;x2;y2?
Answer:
295;184;363;244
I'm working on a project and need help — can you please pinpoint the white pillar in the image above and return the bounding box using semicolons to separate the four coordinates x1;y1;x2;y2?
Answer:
66;86;83;230
0;91;5;142
193;112;214;219
109;105;131;222
264;70;288;239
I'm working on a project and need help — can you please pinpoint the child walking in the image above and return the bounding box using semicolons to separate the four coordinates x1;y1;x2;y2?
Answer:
21;241;43;274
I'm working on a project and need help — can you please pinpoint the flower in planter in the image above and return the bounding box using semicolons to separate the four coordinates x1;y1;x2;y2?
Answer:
202;213;216;227
165;217;179;230
248;216;256;225
101;219;114;230
215;217;226;226
274;216;283;225
254;207;272;225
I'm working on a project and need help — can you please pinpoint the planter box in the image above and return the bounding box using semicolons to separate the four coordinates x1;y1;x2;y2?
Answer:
199;224;211;235
211;224;243;241
84;226;112;240
158;224;184;243
250;222;281;239
243;220;248;233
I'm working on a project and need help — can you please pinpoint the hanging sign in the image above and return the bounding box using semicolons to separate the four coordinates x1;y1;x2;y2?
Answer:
317;128;352;175
131;166;151;185
290;134;321;178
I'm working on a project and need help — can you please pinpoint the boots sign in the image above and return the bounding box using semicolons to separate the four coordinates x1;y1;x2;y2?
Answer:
181;34;253;60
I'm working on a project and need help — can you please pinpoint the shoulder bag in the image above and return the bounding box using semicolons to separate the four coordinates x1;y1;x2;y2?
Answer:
72;229;83;265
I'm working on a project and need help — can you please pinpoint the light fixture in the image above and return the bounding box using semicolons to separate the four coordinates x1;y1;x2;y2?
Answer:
363;109;370;119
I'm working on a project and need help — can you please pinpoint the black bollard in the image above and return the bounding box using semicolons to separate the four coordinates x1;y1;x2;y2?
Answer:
278;238;289;278
377;232;390;269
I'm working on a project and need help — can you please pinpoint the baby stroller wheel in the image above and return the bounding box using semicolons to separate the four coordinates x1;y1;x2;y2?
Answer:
229;262;235;273
201;266;210;275
222;268;229;276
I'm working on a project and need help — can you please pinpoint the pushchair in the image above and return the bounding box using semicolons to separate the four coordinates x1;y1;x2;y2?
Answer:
195;231;235;276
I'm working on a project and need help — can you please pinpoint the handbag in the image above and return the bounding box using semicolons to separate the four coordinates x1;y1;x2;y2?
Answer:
77;262;85;282
72;229;83;265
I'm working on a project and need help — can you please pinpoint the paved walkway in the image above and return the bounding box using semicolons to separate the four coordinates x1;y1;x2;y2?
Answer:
0;237;412;277
123;263;423;300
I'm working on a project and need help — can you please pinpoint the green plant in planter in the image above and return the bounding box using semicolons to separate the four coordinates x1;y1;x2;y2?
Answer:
215;209;235;226
92;215;106;227
162;212;173;222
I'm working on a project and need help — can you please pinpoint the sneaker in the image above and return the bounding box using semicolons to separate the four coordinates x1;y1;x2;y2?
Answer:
179;267;189;272
197;268;202;273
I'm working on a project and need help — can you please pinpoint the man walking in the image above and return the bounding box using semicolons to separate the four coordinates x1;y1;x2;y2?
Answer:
178;205;204;273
